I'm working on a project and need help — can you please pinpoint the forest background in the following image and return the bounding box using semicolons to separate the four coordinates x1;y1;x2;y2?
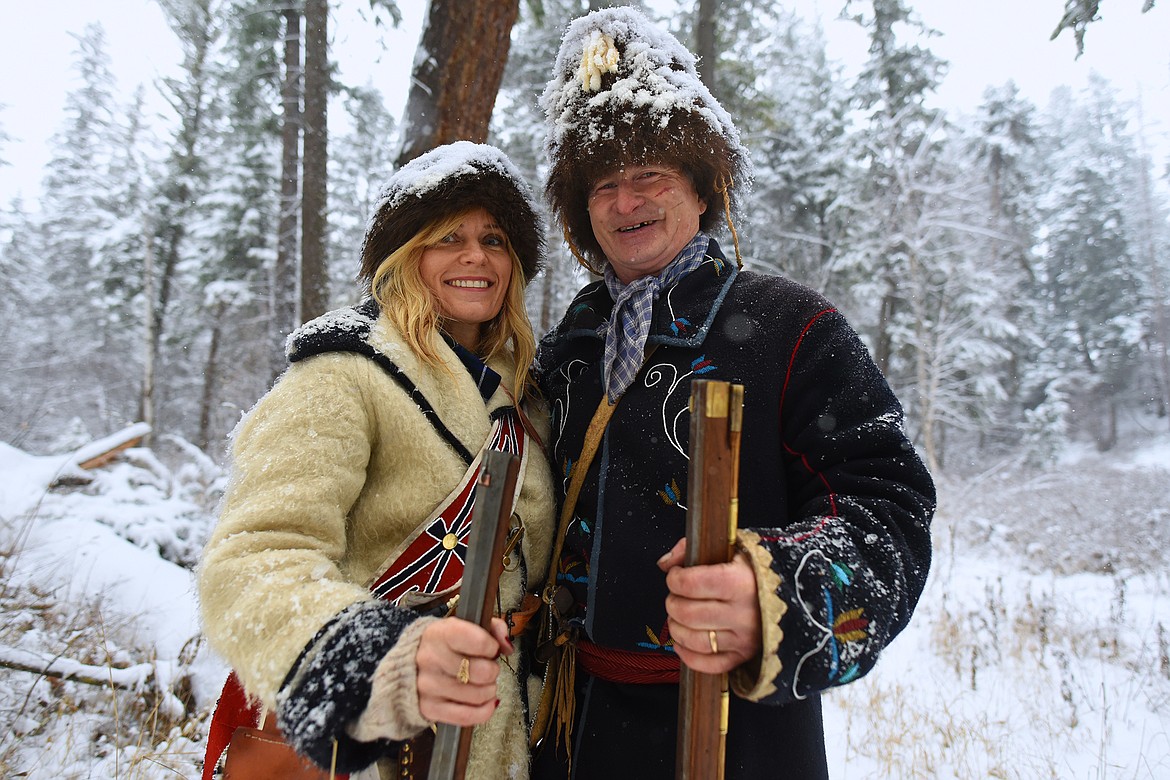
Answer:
1;0;1169;469
1;0;1169;777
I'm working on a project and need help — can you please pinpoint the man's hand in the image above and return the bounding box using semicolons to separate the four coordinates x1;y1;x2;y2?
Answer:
658;537;761;674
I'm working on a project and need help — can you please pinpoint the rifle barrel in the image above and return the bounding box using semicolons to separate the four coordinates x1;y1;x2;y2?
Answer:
677;379;744;780
428;449;520;780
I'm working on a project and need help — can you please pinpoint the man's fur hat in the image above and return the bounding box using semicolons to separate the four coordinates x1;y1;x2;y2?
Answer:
540;6;751;273
359;141;544;286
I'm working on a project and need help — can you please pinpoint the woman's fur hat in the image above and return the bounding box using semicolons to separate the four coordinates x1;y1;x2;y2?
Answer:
540;6;751;273
359;141;544;286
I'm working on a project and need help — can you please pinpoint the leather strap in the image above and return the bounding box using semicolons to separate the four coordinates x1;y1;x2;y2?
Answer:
530;346;658;749
546;396;619;583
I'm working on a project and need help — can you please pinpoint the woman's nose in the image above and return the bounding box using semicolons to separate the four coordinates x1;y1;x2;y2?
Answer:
460;242;489;264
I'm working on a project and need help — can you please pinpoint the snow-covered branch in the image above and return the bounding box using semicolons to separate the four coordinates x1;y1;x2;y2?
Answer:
0;644;154;690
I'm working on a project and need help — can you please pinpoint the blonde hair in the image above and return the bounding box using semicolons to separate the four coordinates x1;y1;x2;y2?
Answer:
369;209;536;402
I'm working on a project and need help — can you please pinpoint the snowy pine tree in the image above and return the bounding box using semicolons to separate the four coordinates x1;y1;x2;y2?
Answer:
962;83;1054;457
35;23;146;444
1033;79;1146;451
839;0;951;456
734;11;857;300
329;84;398;305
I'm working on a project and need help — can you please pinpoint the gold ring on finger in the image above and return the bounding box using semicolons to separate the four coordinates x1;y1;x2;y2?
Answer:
457;657;471;684
708;629;719;654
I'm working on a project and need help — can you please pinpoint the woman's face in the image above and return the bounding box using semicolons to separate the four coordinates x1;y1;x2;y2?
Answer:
419;206;514;350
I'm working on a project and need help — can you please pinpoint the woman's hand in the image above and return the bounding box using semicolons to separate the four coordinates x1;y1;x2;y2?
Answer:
658;537;762;674
415;616;513;726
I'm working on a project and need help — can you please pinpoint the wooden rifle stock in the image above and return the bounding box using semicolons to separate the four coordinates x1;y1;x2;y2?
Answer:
676;379;744;780
427;449;520;780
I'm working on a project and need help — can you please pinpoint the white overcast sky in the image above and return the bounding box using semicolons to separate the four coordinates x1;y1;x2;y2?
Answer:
1;0;1167;207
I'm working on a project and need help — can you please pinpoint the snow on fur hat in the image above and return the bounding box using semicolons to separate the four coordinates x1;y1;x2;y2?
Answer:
359;141;544;286
541;6;751;273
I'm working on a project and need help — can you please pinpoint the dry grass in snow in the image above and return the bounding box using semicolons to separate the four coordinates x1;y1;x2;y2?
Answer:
823;452;1170;779
1;433;1168;778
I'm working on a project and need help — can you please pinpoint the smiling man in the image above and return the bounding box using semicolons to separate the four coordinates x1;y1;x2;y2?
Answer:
587;166;707;283
530;8;936;780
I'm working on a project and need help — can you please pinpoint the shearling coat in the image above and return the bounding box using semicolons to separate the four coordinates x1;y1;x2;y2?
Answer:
532;237;935;779
199;300;555;778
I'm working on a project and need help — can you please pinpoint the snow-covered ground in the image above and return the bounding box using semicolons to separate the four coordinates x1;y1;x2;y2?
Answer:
1;428;1167;778
825;433;1170;779
0;434;225;778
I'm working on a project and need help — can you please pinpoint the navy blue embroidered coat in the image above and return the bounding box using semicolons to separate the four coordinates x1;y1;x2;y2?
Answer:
532;238;935;779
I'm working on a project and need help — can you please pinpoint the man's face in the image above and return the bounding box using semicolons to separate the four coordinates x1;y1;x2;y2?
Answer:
586;164;707;284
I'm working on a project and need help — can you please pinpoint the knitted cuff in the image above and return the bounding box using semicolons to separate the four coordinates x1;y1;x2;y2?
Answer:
276;599;418;772
346;616;437;742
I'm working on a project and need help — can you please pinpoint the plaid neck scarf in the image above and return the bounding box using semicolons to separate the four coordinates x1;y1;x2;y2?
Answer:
602;232;710;402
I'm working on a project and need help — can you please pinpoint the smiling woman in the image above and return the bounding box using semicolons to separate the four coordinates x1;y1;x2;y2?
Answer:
198;141;556;779
366;166;539;391
415;208;515;349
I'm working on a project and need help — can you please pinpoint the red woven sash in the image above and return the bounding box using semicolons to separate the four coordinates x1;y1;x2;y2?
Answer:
576;639;680;685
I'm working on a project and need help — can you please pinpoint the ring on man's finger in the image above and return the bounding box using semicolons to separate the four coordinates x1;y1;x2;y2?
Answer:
457;657;471;684
708;629;719;654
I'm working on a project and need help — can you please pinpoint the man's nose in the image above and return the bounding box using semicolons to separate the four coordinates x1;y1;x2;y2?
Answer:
613;181;645;213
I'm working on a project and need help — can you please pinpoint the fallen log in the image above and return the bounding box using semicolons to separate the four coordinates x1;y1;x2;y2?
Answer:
49;422;152;488
74;422;152;470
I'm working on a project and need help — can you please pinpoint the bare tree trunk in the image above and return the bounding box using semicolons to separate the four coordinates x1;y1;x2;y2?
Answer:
140;222;156;439
198;302;224;452
694;0;718;90
395;0;520;167
275;8;301;376
1135;106;1170;428
152;0;217;446
875;286;897;375
148;220;182;427
1149;249;1170;428
539;258;557;334
301;0;329;322
908;248;939;471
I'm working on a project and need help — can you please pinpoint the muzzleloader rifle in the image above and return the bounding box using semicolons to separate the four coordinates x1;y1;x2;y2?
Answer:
676;379;744;780
427;449;521;780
